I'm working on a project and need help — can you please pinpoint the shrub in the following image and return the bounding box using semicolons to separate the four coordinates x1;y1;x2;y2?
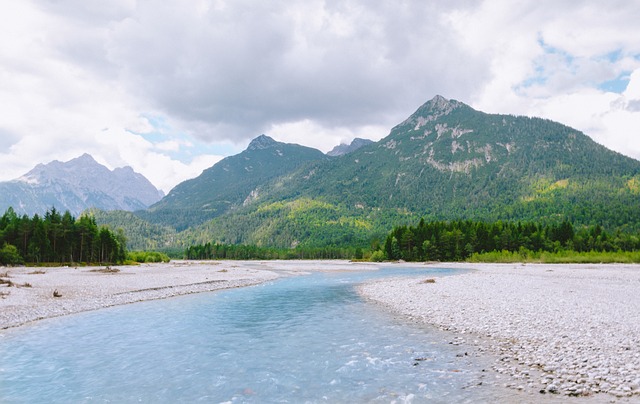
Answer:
0;243;23;266
127;251;171;263
370;250;386;262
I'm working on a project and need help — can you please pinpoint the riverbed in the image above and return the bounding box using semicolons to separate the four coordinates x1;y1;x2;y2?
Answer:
1;264;500;403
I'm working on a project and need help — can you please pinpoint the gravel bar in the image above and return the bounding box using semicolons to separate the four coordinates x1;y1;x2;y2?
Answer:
0;259;377;331
358;263;640;401
0;260;280;330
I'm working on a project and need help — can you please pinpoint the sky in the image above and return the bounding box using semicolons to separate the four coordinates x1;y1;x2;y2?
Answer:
1;0;639;193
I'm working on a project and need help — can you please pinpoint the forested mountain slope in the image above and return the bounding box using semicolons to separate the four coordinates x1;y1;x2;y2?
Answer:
178;96;640;248
287;95;639;219
88;209;177;251
137;135;327;231
97;96;640;250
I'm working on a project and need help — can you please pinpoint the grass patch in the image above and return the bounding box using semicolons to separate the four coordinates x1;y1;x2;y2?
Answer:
467;249;640;264
28;270;47;275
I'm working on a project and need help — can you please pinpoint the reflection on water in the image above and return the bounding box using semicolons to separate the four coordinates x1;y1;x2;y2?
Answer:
0;266;498;403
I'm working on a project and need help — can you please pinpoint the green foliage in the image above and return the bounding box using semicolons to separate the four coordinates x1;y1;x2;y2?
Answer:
89;208;176;251
468;249;640;264
0;207;127;265
185;242;359;260
127;250;171;263
0;243;23;266
370;250;385;262
176;197;394;250
385;218;640;262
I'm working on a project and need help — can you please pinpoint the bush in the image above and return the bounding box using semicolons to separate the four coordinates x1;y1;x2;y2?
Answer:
0;243;23;266
127;251;171;263
370;250;386;262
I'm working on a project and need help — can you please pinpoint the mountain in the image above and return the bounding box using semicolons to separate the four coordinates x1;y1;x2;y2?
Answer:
0;154;164;216
98;95;640;250
326;138;374;156
287;94;639;212
138;135;327;231
174;95;640;248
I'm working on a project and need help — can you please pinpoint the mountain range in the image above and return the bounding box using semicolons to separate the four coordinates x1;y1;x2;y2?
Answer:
0;154;164;217
90;95;640;251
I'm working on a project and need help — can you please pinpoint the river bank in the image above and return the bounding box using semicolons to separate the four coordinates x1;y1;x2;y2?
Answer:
4;260;640;401
0;260;381;330
0;261;285;330
358;263;640;401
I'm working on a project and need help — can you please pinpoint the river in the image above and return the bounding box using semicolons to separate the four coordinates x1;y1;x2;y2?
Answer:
0;265;500;403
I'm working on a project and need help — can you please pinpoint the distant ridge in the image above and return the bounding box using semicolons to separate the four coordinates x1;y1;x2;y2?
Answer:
327;138;374;156
0;154;164;216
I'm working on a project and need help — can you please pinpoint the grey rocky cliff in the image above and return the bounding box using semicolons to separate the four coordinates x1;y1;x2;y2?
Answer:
327;138;374;156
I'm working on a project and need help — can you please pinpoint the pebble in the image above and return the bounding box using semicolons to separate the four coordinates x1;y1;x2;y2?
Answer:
358;263;640;399
1;262;281;330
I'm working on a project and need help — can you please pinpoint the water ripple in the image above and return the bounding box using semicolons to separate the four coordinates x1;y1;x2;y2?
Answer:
0;266;497;403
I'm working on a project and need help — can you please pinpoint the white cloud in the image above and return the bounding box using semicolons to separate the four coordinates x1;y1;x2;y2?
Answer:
448;0;640;160
154;140;192;152
0;0;639;195
268;120;389;153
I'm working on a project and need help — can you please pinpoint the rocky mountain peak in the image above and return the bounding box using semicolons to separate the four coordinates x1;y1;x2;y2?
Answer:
72;153;98;164
393;95;466;134
426;94;450;108
1;154;164;216
247;134;277;151
418;94;463;118
327;137;374;156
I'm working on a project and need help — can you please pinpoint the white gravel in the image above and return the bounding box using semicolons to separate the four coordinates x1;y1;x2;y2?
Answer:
0;260;280;330
358;263;640;401
0;259;377;331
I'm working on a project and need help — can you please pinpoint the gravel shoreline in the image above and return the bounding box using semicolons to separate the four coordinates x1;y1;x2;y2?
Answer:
0;259;378;331
358;263;640;401
0;260;281;330
4;260;639;401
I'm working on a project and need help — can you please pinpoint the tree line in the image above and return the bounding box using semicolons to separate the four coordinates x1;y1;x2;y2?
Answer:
184;242;363;260
381;218;640;262
0;207;127;266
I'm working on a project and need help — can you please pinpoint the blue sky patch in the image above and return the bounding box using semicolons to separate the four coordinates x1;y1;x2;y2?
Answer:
598;73;630;93
134;115;242;163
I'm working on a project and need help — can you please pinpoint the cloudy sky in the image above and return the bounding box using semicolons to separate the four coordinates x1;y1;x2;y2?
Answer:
1;0;639;193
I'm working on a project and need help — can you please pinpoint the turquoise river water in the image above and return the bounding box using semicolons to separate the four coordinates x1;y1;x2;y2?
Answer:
0;266;501;403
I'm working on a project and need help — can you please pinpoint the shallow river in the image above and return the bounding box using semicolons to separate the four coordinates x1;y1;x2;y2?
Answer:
0;266;500;403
